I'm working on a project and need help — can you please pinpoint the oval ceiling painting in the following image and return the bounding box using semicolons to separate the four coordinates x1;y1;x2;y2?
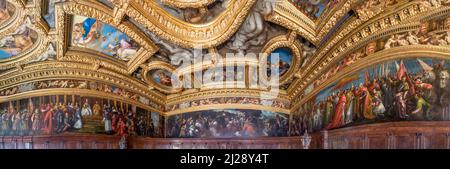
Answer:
149;69;181;89
71;15;140;61
0;1;15;26
266;47;293;78
0;23;38;60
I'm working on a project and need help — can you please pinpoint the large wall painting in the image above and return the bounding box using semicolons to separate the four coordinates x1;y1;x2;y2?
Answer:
71;15;140;61
166;109;289;138
290;57;450;136
0;95;163;137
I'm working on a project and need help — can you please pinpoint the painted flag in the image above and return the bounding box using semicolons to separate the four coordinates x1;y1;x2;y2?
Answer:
397;61;407;80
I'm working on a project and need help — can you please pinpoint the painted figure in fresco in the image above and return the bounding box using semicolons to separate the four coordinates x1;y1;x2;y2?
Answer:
395;76;410;119
102;104;113;134
72;17;100;46
136;115;146;136
0;22;35;59
42;104;53;135
345;88;355;124
11;107;21;135
55;104;64;133
116;117;127;137
31;109;42;133
73;103;83;129
21;110;32;135
157;71;173;86
81;99;93;116
92;101;101;118
327;92;346;129
111;107;119;133
360;83;375;120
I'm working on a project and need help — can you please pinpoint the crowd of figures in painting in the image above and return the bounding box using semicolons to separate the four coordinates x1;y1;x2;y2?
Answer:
290;58;450;136
166;109;289;138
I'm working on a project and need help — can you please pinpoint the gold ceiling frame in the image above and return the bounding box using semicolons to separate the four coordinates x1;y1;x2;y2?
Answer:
143;61;184;94
126;0;257;48
165;103;290;116
0;1;51;70
267;0;357;46
288;3;448;100
57;0;159;75
259;34;302;86
290;46;450;111
0;61;166;106
160;0;216;9
0;88;162;114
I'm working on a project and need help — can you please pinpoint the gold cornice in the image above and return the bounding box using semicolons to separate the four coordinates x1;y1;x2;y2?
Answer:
0;61;166;105
166;88;289;104
127;0;257;48
290;45;450;111
267;0;317;45
0;88;162;113
160;0;216;9
165;104;289;116
60;50;129;75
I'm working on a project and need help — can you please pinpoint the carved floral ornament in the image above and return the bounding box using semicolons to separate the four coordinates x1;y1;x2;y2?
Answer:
0;0;449;116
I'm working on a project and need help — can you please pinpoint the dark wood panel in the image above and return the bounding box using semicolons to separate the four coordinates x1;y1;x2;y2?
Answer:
0;122;449;149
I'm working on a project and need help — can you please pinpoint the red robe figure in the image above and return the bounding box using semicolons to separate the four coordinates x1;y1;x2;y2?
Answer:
327;93;346;129
42;104;53;135
116;118;127;137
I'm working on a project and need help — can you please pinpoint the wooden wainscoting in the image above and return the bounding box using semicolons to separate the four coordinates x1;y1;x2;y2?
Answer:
128;137;302;149
321;121;450;149
0;134;121;149
1;122;449;149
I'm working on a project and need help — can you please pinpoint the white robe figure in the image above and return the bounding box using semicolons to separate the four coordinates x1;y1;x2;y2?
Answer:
81;101;92;116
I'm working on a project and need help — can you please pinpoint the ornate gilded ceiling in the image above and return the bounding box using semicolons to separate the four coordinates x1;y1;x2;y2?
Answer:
0;0;449;116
